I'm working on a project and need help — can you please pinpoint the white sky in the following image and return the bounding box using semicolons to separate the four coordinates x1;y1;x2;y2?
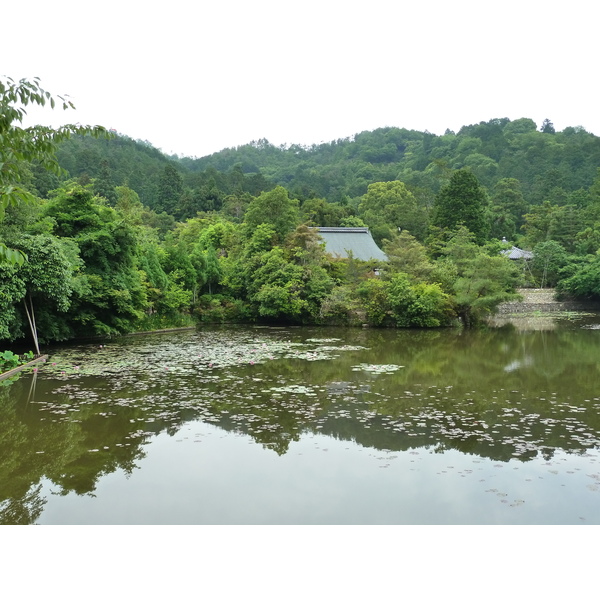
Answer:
4;0;598;158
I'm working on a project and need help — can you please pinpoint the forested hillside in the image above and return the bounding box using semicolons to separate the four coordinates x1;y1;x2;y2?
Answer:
50;118;600;243
181;118;600;202
3;77;600;351
51;134;275;219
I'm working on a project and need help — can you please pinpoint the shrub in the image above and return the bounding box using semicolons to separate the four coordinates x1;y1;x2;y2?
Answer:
388;273;451;327
356;279;392;326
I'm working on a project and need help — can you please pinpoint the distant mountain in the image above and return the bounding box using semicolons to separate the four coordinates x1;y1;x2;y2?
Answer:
53;133;175;208
177;119;600;203
52;119;600;217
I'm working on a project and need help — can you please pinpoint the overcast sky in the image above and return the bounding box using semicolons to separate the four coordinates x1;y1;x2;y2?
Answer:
4;0;598;158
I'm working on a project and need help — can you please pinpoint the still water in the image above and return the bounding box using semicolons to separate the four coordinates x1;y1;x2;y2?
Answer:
2;317;600;524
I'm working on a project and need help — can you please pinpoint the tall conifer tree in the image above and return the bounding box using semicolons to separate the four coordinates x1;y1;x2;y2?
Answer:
432;169;489;243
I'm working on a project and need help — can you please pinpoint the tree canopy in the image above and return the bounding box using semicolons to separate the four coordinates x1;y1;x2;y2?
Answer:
0;76;107;264
432;169;489;243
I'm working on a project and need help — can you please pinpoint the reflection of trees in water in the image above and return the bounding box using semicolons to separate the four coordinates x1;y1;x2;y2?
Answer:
366;326;600;395
205;326;600;460
2;324;600;522
0;484;46;525
0;377;155;524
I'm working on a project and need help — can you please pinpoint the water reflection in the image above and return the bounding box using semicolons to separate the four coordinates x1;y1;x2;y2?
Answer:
2;320;600;524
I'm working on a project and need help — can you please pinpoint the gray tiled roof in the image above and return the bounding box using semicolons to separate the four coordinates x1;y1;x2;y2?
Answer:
501;246;534;260
314;227;388;262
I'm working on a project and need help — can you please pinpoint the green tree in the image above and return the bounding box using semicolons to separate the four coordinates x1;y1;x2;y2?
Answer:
531;240;570;288
540;119;556;134
388;272;451;328
340;215;366;227
245;247;306;320
301;197;351;227
244;186;299;243
503;118;537;136
438;227;521;327
557;255;600;299
239;225;334;323
93;160;117;204
432;169;489;243
0;76;107;264
522;202;581;251
114;185;144;223
521;201;557;245
43;184;148;336
222;193;251;222
157;165;184;214
0;263;26;341
136;235;169;312
382;231;434;281
162;237;199;296
489;178;527;240
356;278;391;326
0;234;76;350
358;181;427;241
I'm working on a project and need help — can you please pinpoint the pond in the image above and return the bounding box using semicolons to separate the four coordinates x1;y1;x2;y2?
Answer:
2;317;600;524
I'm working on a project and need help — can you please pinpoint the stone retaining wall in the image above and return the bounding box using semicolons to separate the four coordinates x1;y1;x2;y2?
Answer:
497;288;600;315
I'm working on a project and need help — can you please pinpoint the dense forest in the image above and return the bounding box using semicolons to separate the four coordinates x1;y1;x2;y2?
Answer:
3;76;600;351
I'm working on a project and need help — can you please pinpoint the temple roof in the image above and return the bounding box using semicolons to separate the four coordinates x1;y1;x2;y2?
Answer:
314;227;388;262
501;246;534;260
